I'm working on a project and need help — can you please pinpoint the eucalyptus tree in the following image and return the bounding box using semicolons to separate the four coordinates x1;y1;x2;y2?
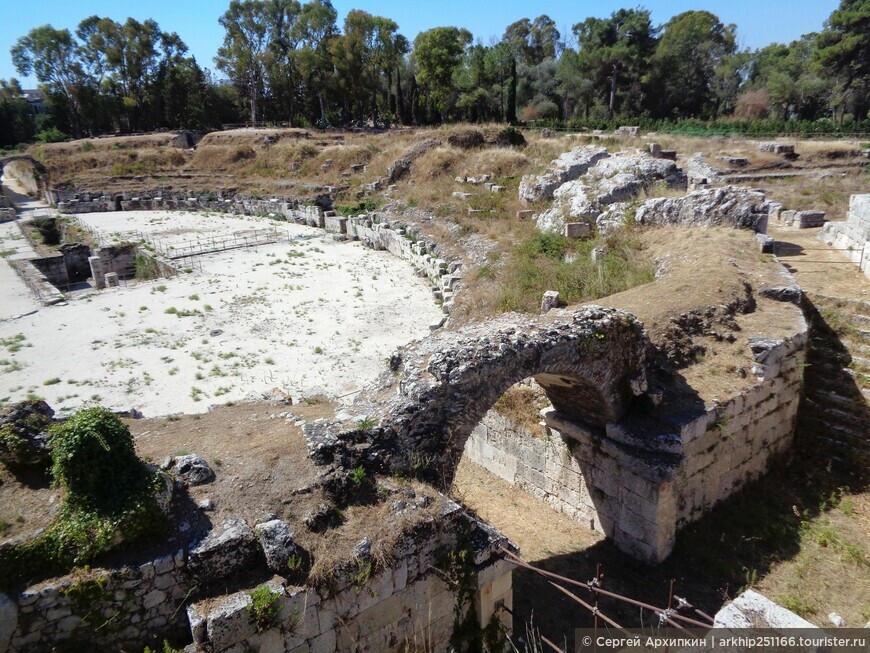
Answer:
11;25;89;136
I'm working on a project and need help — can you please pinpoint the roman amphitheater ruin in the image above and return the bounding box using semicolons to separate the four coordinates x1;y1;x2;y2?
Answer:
0;129;868;652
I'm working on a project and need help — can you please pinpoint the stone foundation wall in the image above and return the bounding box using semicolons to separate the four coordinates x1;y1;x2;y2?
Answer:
186;521;512;653
4;507;511;653
52;188;462;317
822;194;870;280
463;324;807;562
9;549;189;652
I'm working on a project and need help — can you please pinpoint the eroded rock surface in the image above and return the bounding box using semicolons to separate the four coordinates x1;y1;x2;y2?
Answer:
635;186;769;232
536;151;685;233
518;146;609;203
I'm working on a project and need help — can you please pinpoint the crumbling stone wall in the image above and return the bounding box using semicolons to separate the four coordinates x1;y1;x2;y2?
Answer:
186;508;512;653
305;306;650;491
7;549;189;652
463;317;807;562
4;507;512;653
822;194;870;280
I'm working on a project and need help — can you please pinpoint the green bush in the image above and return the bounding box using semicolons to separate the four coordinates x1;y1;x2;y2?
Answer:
35;127;69;143
0;407;165;589
134;253;160;280
50;407;151;511
335;199;379;216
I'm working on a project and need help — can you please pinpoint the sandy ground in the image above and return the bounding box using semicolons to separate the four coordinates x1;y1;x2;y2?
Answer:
0;207;443;417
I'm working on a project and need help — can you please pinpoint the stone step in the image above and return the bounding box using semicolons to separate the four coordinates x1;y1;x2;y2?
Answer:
805;388;870;413
846;328;870;346
806;373;868;400
851;314;870;330
802;417;869;445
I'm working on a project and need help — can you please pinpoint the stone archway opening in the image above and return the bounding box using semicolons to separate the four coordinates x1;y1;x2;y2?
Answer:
304;306;682;563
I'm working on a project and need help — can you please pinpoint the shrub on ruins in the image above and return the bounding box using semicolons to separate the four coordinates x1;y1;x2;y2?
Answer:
492;126;526;148
0;407;167;589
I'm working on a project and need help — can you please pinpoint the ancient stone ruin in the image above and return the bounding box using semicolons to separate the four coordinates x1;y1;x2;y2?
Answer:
822;194;870;279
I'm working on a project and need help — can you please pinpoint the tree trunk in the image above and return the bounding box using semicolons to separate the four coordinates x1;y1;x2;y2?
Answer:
396;68;405;124
608;63;618;119
507;58;517;124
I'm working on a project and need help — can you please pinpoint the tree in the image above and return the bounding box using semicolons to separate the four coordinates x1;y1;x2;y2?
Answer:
646;11;737;118
295;0;338;125
216;0;272;123
748;37;827;119
556;48;595;119
11;25;89;136
412;26;472;121
815;0;870;120
573;9;656;119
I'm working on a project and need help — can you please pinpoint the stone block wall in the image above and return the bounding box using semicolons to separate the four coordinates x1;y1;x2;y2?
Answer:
186;531;513;653
8;549;189;652
463;325;807;563
822;194;870;280
28;255;69;288
97;244;136;277
3;507;511;653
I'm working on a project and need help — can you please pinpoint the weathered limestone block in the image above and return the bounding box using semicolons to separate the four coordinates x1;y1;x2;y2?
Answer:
635;186;769;233
564;222;591;239
793;210;826;228
615;126;640;136
821;194;870;279
164;453;215;486
758;142;795;155
714;590;817;628
187;518;258;584
255;519;297;573
536;151;684;234
518;146;609;203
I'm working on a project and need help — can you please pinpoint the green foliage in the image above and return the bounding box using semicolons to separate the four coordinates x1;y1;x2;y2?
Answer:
50;407;151;511
334;199;379;216
35;127;69;143
496;229;653;313
350;465;367;485
32;217;61;246
249;584;281;632
134;253;160;280
0;400;54;468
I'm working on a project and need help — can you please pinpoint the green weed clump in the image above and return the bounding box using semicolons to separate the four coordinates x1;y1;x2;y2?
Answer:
494;229;654;313
0;407;166;589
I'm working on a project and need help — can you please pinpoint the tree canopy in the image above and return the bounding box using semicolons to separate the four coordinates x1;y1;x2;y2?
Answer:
3;1;868;146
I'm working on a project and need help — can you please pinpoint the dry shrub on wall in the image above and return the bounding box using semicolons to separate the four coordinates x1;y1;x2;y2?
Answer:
463;148;529;178
416;146;463;178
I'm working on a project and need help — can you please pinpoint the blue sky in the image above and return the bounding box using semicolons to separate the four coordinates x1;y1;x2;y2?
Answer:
1;0;839;88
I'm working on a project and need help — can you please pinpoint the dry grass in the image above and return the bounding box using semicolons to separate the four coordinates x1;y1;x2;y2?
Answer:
306;478;441;585
492;385;550;435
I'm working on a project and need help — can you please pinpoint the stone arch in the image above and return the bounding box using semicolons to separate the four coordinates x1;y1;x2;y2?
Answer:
305;306;650;488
